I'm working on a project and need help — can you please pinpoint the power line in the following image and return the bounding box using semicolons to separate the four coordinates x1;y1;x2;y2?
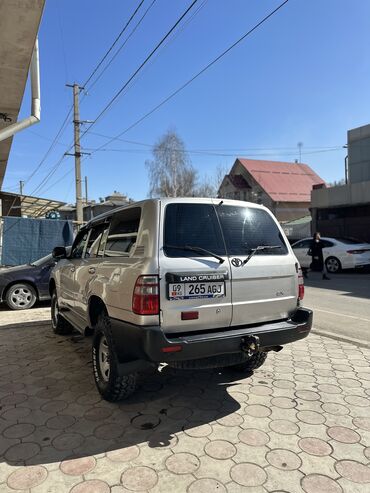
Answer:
86;0;207;100
83;0;146;88
23;106;73;187
88;0;290;152
87;130;343;152
86;0;158;93
87;145;344;158
19;2;149;195
80;0;200;138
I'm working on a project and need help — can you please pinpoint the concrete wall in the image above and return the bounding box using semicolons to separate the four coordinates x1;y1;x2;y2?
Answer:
347;124;370;184
311;180;370;208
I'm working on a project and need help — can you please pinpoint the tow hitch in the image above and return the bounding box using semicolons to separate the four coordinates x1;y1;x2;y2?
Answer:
241;335;260;357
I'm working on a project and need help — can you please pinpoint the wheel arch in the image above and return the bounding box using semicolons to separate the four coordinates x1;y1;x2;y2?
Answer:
49;278;56;296
88;295;107;329
4;280;39;300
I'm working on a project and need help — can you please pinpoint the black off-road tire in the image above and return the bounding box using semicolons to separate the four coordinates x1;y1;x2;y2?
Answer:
92;312;137;402
51;291;73;335
5;283;37;310
230;351;268;372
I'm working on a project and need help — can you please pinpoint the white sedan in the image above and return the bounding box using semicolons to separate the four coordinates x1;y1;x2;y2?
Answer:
292;237;370;273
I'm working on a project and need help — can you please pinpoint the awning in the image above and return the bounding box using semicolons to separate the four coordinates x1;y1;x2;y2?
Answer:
0;0;45;188
0;191;65;218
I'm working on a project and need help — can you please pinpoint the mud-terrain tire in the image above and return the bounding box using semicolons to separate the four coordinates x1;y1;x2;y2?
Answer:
5;283;37;310
92;312;137;401
168;352;252;370
230;351;268;372
51;291;73;334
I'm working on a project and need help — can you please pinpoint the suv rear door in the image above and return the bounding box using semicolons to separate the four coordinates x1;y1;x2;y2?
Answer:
159;202;232;334
216;203;298;326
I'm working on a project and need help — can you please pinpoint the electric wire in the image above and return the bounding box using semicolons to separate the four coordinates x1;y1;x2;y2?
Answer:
85;0;158;93
80;0;200;139
82;0;146;89
18;1;154;198
84;0;290;153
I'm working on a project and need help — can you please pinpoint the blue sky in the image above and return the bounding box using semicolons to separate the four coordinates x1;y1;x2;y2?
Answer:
4;0;370;203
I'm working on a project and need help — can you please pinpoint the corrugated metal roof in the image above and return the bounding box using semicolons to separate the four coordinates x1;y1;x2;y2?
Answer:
238;158;325;202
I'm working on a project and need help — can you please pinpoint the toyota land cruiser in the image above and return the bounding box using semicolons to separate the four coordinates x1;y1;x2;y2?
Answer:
50;198;312;401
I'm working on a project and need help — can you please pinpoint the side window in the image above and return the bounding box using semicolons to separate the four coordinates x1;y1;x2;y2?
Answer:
85;223;109;258
292;241;303;250
322;240;334;248
97;227;110;257
71;230;89;259
293;239;311;250
105;208;141;257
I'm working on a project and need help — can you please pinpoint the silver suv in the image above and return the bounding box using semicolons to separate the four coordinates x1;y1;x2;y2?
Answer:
50;198;312;401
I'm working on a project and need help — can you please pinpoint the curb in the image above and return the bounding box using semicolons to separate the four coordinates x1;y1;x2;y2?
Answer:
312;327;370;350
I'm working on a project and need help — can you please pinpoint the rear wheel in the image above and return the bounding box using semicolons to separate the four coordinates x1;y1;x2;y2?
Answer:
325;256;341;274
92;312;137;401
230;352;267;372
51;291;73;334
5;283;37;310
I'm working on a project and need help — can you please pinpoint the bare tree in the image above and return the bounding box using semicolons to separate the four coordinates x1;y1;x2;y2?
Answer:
195;165;228;197
146;130;197;197
327;178;345;187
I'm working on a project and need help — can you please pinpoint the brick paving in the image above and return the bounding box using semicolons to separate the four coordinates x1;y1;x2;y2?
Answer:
0;320;369;492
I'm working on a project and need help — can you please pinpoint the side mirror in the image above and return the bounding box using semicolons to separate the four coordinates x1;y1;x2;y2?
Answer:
52;246;67;260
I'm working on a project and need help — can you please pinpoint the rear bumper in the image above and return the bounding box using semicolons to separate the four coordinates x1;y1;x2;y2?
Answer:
109;308;313;367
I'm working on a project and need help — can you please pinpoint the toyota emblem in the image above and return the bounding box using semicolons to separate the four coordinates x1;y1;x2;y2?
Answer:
231;258;243;267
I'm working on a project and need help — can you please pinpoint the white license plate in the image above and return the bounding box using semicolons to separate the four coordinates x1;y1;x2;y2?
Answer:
168;282;225;300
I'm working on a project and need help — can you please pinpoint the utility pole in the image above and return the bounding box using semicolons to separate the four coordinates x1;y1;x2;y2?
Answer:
84;176;88;204
19;180;24;196
66;83;84;224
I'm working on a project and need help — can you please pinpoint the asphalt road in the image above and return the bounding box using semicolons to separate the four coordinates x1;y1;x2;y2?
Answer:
303;270;370;346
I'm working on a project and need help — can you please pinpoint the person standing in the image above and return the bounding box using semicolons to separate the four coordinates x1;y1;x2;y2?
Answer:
308;232;330;280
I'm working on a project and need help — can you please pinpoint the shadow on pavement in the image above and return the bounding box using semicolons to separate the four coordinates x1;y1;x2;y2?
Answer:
304;270;370;300
0;323;248;466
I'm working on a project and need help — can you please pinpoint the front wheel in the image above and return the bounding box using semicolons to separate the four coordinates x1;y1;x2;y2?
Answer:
230;352;268;372
325;256;341;274
5;283;37;310
92;313;137;401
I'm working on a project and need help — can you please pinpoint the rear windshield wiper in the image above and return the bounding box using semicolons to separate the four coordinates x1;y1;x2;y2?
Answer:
164;244;224;264
243;245;282;265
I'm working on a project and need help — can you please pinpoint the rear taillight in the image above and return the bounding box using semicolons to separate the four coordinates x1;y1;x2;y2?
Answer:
132;275;159;315
347;249;370;254
298;267;304;301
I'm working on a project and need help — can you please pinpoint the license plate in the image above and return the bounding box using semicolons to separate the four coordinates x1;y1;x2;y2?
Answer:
168;282;225;300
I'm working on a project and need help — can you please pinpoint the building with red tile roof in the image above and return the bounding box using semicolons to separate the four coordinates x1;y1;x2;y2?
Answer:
218;158;325;222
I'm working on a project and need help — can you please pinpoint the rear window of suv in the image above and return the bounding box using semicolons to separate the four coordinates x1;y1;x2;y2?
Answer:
217;205;288;256
164;203;225;257
164;203;288;258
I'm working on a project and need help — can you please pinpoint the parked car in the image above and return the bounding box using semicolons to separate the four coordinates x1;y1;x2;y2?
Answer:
50;198;312;401
0;247;72;310
0;253;55;310
292;237;370;273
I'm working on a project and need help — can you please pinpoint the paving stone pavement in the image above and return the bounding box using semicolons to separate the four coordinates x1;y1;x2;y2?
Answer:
0;322;369;492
